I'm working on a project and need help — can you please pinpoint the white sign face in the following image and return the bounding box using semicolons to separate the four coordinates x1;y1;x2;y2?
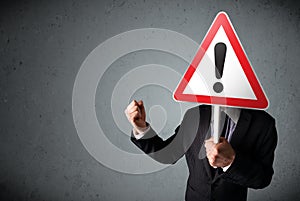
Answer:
174;11;268;109
183;26;256;100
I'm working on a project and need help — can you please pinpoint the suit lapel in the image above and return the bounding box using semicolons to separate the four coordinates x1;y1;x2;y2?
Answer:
230;109;252;150
199;106;215;181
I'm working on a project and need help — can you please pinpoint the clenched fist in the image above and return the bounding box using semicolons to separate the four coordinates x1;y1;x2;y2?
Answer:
124;100;147;134
205;137;235;168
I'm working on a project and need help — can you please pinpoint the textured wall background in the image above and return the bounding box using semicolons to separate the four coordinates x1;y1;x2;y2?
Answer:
1;0;300;200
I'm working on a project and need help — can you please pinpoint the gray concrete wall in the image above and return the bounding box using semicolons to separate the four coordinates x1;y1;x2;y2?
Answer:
1;0;299;200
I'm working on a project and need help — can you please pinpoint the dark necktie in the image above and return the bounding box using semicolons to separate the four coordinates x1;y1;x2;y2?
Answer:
220;114;230;139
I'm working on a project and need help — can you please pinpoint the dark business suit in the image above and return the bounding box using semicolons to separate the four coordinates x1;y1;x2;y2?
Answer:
131;105;277;201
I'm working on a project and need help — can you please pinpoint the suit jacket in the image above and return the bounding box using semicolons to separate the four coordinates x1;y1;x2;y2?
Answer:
131;105;277;201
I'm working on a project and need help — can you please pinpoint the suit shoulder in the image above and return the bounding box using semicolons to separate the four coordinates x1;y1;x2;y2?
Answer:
246;109;275;124
185;104;210;114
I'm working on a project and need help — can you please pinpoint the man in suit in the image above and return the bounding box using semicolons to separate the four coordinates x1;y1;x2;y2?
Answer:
125;100;277;201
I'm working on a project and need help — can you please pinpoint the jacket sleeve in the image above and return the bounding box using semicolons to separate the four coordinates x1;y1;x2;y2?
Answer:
130;107;201;164
221;119;278;189
130;125;183;164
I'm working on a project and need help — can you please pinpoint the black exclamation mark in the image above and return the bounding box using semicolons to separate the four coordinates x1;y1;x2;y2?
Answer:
213;42;227;93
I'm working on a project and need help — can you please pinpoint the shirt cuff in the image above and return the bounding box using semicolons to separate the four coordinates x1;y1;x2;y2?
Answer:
222;163;231;172
132;124;151;140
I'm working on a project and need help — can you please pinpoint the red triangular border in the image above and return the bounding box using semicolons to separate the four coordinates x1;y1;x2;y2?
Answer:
173;11;269;109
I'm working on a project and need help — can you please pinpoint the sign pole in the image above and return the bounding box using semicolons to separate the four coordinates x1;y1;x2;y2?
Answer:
213;105;220;144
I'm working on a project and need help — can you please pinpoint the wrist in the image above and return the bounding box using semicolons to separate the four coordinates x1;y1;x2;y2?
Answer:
134;122;149;134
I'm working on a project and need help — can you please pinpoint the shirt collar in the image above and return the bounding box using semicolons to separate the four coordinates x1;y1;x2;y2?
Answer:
220;107;241;124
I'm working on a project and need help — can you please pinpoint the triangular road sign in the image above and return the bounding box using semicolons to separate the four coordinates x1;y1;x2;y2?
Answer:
173;11;269;109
